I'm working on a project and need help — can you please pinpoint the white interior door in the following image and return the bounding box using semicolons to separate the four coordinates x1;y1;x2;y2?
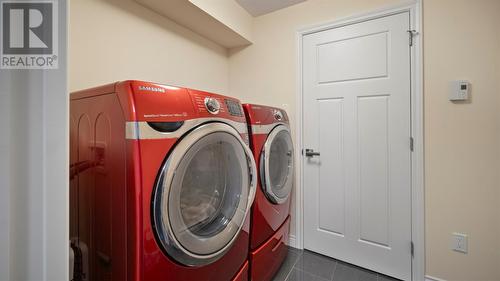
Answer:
303;12;412;280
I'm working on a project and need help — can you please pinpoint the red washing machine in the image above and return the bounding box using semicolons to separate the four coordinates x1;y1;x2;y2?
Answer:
70;80;257;281
242;104;294;281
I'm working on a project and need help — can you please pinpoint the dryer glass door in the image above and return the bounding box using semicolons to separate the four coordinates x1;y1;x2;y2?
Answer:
152;122;256;266
261;125;294;204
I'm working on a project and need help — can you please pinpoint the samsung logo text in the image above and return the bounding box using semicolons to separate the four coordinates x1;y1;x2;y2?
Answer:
138;86;166;93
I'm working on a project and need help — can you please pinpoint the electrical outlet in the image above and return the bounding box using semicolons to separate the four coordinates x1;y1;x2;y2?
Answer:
451;233;468;253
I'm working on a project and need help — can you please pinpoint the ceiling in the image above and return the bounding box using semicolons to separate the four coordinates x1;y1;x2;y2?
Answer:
235;0;306;17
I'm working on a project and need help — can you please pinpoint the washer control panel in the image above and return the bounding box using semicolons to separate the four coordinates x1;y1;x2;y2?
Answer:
204;97;221;114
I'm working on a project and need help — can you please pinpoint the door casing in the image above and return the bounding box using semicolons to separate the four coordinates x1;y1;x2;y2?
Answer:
293;1;424;281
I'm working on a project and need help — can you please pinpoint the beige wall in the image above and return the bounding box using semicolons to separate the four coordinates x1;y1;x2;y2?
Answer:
424;0;500;280
69;0;229;94
228;0;500;280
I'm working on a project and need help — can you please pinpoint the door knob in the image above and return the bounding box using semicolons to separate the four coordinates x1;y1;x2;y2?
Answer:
305;149;320;157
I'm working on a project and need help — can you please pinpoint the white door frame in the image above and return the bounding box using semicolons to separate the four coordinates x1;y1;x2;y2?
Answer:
294;1;424;280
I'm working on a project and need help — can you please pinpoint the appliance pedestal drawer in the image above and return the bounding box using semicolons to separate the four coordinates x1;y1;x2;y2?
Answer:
250;216;290;281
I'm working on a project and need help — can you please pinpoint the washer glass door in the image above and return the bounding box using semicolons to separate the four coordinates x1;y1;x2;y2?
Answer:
261;125;294;204
152;122;256;266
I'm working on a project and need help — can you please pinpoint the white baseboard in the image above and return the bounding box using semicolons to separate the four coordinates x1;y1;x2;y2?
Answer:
425;275;447;281
287;234;298;248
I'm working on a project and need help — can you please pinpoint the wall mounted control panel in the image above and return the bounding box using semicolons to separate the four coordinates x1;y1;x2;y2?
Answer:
449;80;470;101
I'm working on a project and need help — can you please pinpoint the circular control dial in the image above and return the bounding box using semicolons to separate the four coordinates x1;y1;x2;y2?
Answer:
273;110;283;121
204;97;220;114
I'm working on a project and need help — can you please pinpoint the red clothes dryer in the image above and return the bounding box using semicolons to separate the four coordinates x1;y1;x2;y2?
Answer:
70;80;257;281
243;104;294;281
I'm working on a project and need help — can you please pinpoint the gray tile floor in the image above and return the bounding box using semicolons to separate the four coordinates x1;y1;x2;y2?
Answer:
272;247;401;281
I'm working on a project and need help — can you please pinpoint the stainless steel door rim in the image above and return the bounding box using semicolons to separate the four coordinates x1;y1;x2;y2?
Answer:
260;125;294;204
152;122;257;266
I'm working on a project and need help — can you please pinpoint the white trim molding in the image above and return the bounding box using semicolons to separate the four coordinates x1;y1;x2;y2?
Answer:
425;275;447;281
295;1;424;281
0;2;69;280
287;235;298;249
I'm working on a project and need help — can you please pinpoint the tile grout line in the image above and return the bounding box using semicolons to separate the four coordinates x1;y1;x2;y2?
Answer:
330;260;338;281
292;251;337;281
283;250;302;281
288;267;331;281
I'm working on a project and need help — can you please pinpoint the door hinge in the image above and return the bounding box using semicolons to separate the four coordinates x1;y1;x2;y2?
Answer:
408;29;418;47
410;137;414;152
411;241;415;257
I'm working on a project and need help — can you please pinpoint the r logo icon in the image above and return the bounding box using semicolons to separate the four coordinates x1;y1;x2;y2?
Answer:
1;1;58;69
3;2;52;54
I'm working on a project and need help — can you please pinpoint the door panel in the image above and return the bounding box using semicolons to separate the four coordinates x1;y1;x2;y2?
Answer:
318;99;345;236
358;96;389;247
317;32;388;83
303;12;412;280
